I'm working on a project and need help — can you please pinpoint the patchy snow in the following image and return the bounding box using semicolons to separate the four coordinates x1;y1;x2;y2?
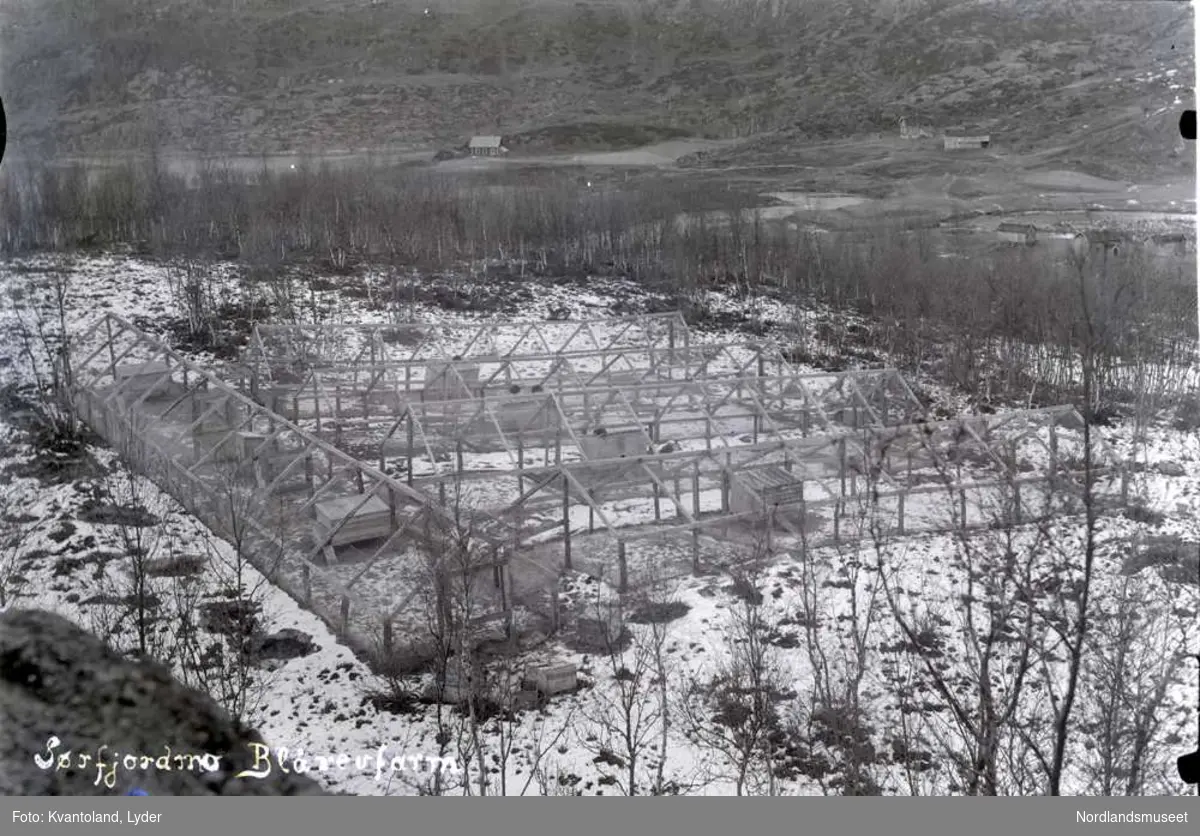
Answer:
0;254;1197;796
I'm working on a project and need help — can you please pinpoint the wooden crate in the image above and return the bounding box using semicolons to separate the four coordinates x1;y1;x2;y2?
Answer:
579;425;646;461
313;494;392;550
531;663;577;696
115;362;176;399
424;361;480;401
495;397;552;433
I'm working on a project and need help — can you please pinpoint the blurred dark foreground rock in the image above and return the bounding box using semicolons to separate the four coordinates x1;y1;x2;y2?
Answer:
0;608;327;795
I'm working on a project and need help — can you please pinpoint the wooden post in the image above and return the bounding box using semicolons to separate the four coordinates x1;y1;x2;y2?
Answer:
302;563;312;604
503;569;515;639
692;461;701;517
959;488;968;530
305;454;314;496
562;476;572;570
382;619;393;657
406;416;415;486
839;439;847;497
456;439;464;474
555;417;563;466
653;480;661;521
313;374;322;433
617;540;628;593
340;595;350;636
588;489;595;533
550;583;561;633
692;528;701;575
517;435;525;494
104;317;118;380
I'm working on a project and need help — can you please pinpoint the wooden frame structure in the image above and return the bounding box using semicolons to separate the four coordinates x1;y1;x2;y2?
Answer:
67;310;1128;670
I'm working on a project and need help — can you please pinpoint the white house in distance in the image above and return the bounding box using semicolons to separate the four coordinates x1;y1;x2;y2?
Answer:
468;135;507;156
943;133;991;150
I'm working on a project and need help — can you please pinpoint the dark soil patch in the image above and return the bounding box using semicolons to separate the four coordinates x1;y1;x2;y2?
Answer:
562;623;631;655
250;628;318;661
627;600;690;624
724;575;764;606
1122;535;1200;585
52;550;123;578
363;687;423;717
200;597;262;637
78;500;160;528
46;520;78;544
144;554;207;577
154;297;273;361
2;437;100;485
80;592;163;609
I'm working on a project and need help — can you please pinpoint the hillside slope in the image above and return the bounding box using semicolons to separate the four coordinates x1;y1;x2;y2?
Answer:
0;0;1193;178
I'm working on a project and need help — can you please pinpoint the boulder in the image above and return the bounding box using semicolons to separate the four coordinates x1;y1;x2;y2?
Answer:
0;608;326;795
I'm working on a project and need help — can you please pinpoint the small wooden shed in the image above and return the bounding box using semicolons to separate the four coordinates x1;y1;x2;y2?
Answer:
468;136;507;156
943;134;991;150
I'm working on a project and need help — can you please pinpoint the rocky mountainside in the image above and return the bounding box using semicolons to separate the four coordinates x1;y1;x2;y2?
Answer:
0;0;1193;176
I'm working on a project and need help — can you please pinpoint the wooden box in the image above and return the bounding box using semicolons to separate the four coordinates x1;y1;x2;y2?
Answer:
531;663;577;696
115;362;175;399
424;361;480;401
579;425;646;461
313;494;392;549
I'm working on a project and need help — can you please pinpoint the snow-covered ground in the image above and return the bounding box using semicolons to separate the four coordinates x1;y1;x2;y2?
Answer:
1;254;1197;796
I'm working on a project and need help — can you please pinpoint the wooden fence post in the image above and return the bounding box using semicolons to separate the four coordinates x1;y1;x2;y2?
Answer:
562;477;572;570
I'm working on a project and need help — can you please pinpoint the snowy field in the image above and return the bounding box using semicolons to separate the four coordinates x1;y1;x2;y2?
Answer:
1;254;1197;796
